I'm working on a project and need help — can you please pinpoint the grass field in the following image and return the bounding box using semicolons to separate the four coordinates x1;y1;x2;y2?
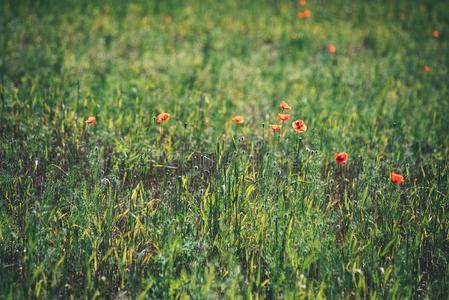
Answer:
1;0;449;298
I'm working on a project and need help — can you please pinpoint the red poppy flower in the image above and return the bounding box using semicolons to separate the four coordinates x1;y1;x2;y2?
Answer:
279;101;291;111
292;119;307;133
432;30;440;39
164;15;172;24
424;64;431;73
327;44;336;54
86;116;96;125
278;113;290;121
231;116;245;124
390;172;404;184
270;124;282;132
298;0;306;6
334;152;348;165
297;9;311;19
155;112;170;123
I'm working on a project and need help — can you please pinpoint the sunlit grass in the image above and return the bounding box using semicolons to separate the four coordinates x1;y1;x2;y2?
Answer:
1;0;448;298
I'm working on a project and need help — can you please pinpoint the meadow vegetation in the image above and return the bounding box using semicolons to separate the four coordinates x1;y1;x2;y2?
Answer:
1;0;449;298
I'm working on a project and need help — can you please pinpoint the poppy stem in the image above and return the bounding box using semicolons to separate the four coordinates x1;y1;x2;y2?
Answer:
338;164;344;179
156;123;162;148
262;123;265;142
76;79;80;115
295;136;301;157
181;123;187;176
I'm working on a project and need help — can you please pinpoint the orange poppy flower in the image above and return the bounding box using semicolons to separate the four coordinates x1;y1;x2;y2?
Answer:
279;101;291;111
278;113;290;121
292;119;307;133
164;15;172;24
327;44;336;54
155;112;170;123
432;30;440;39
423;64;431;73
86;116;96;125
298;0;306;6
334;152;348;165
390;172;404;184
231;116;245;124
270;124;282;132
297;9;311;19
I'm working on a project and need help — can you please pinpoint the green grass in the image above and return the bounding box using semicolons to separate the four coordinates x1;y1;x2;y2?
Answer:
1;0;449;298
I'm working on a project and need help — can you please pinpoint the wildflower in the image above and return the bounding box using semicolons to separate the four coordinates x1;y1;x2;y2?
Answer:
291;32;298;40
327;44;336;54
292;119;307;133
86;116;96;125
432;30;440;39
278;113;290;121
298;0;306;6
231;116;245;124
279;101;291;111
297;9;311;19
270;124;282;132
423;64;431;73
390;172;404;184
334;152;348;165
155;112;170;123
164;15;172;24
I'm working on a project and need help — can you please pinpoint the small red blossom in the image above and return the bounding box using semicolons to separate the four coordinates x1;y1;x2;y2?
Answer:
279;101;291;111
297;9;311;19
334;152;348;165
278;113;290;121
432;30;440;39
270;124;282;132
327;44;336;54
155;112;170;123
390;172;404;184
231;116;245;124
86;116;96;125
164;15;172;24
292;119;307;133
